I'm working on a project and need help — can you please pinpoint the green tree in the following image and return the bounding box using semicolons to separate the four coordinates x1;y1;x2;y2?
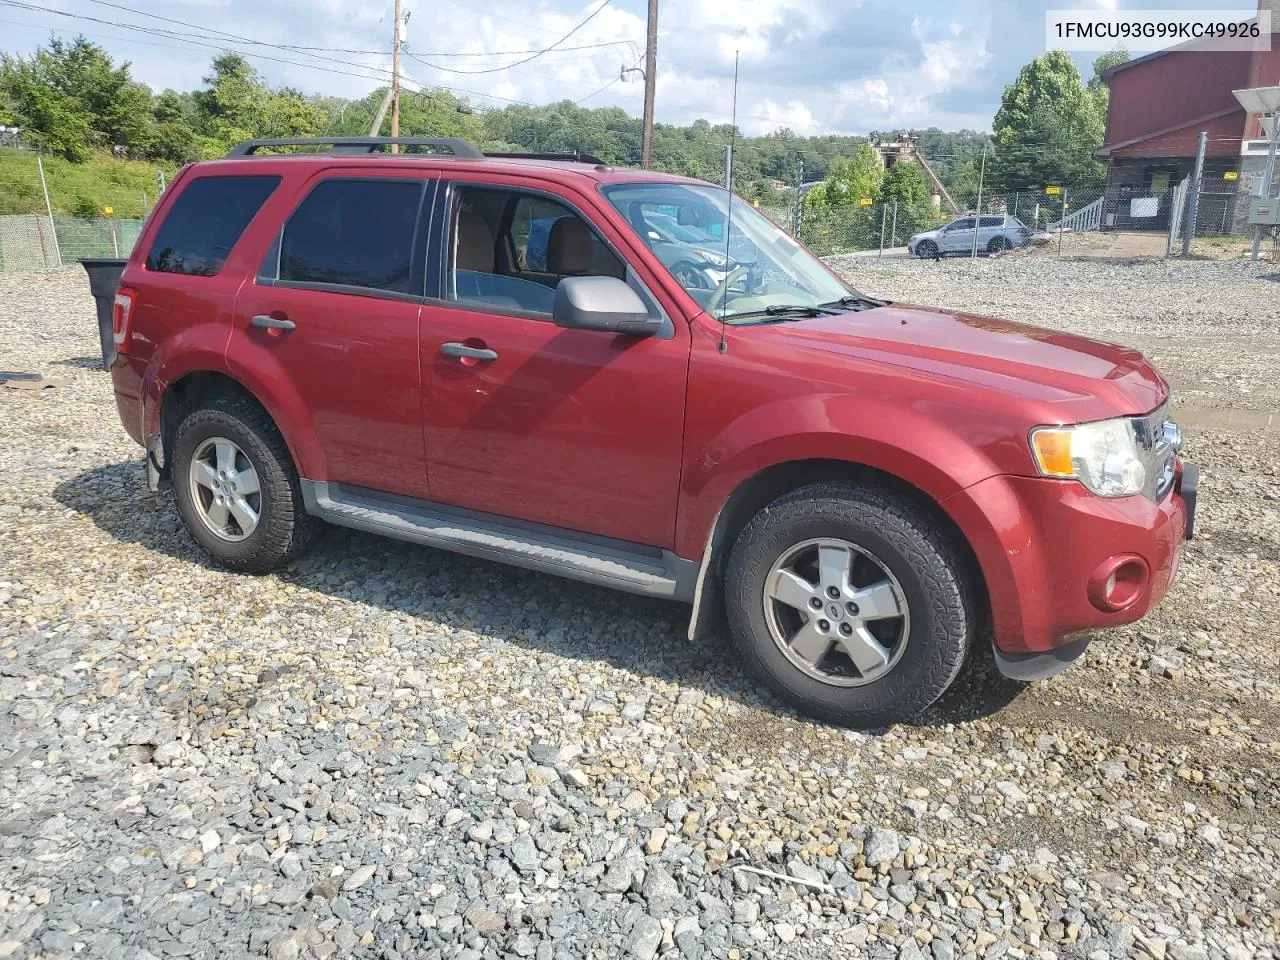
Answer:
988;50;1106;193
0;38;153;160
261;87;324;140
880;162;930;210
193;54;269;149
1088;46;1129;95
804;143;883;211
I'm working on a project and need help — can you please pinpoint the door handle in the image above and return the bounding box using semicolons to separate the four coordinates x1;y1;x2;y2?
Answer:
440;341;498;362
250;315;296;331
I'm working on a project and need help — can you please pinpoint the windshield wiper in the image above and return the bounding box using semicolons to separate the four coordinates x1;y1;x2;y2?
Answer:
727;304;842;322
818;294;885;310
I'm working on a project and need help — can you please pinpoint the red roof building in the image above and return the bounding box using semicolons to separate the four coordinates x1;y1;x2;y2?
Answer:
1097;1;1280;229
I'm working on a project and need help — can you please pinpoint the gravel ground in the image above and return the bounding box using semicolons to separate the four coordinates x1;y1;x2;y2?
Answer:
1;260;1278;960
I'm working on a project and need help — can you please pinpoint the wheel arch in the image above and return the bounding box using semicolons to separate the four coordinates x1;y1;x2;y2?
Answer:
156;370;306;484
686;457;991;643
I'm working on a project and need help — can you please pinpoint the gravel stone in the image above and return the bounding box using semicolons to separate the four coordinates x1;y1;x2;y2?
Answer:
1;261;1277;959
621;916;663;959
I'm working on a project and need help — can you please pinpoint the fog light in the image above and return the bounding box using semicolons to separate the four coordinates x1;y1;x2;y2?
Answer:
1088;555;1149;612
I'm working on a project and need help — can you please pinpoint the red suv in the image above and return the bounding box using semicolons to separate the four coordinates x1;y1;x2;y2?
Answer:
108;137;1196;727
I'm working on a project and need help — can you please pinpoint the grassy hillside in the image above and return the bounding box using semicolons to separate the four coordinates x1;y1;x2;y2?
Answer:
0;149;173;219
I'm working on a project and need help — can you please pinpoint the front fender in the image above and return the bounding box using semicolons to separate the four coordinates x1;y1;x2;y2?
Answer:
675;393;1002;560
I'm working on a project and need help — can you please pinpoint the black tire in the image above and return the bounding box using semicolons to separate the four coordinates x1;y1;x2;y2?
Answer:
987;235;1012;253
724;483;974;727
915;240;938;259
171;393;313;573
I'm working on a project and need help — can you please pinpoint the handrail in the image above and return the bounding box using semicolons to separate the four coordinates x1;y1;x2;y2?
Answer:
1047;196;1104;232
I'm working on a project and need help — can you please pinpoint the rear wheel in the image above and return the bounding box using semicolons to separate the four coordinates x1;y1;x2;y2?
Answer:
987;235;1013;253
915;239;938;259
725;483;973;727
172;394;313;573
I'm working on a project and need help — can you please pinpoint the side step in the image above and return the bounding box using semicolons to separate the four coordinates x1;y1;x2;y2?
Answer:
300;480;697;601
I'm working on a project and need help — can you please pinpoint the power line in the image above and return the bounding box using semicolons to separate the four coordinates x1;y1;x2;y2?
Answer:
0;1;402;83
575;75;624;106
0;2;528;112
407;0;614;75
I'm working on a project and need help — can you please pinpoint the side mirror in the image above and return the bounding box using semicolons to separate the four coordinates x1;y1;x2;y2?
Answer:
553;276;662;336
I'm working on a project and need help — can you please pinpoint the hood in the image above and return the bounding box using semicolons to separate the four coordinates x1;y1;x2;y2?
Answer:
758;303;1167;419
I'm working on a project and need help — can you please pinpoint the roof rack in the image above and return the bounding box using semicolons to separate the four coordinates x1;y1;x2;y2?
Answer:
226;137;485;158
485;150;606;165
224;139;610;166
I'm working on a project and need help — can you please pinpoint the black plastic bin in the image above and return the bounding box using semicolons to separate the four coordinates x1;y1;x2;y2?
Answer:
79;258;128;370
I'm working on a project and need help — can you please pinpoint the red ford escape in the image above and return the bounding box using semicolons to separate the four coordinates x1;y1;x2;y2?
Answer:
107;137;1197;727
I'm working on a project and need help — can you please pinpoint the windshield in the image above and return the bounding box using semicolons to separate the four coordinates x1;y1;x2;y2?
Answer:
601;182;854;321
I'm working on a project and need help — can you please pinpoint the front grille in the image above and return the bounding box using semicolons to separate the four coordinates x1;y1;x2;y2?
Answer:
1130;402;1180;501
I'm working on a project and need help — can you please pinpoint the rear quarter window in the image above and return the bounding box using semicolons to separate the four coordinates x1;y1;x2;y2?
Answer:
145;175;280;276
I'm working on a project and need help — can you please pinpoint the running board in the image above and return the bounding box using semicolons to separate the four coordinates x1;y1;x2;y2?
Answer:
301;480;697;601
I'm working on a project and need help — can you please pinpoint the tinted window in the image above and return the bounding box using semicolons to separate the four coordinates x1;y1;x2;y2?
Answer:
948;218;975;230
979;216;1005;227
278;179;425;294
146;175;279;276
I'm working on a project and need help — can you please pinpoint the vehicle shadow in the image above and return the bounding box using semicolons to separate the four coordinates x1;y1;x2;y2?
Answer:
52;460;1029;730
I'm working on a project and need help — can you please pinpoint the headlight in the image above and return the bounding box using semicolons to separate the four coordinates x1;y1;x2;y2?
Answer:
1029;417;1146;497
695;249;728;267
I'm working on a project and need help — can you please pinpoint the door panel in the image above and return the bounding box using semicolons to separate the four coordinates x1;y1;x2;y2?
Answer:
227;171;433;500
421;178;689;548
230;286;427;497
421;305;687;546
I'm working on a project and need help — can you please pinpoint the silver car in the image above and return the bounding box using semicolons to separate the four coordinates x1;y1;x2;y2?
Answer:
908;214;1039;258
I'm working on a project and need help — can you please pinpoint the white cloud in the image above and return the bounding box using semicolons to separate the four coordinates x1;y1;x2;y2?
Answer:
0;0;1035;134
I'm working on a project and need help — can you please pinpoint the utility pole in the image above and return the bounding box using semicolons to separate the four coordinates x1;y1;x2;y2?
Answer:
36;150;62;269
792;158;804;237
640;0;658;167
1182;130;1207;256
390;0;404;153
970;142;987;259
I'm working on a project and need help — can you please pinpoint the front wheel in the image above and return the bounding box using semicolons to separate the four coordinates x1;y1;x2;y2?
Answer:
915;239;938;259
725;483;974;727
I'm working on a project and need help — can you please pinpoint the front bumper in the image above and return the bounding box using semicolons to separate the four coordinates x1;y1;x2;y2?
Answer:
944;462;1194;675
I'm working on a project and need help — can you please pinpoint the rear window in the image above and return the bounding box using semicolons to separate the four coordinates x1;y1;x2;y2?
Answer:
274;178;425;295
145;175;279;276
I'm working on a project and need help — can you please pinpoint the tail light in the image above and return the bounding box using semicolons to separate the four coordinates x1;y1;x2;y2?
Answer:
112;288;136;348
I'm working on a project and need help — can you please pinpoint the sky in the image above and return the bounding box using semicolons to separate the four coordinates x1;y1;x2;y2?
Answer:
0;0;1265;135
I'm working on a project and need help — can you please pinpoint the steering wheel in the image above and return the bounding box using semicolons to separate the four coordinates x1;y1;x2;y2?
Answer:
705;265;749;316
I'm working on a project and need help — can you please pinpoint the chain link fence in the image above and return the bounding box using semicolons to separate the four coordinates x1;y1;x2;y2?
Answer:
0;215;145;275
777;173;1262;261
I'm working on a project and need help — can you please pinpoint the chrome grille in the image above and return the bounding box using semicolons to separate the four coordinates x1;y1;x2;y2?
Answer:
1129;402;1180;501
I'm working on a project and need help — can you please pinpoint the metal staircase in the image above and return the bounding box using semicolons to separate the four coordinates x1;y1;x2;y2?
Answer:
1047;197;1104;232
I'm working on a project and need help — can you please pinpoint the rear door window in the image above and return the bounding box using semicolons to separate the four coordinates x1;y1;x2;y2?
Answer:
271;178;427;296
145;175;279;276
979;216;1006;227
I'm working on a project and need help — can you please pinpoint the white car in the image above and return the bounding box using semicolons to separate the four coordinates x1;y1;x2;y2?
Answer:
908;214;1039;258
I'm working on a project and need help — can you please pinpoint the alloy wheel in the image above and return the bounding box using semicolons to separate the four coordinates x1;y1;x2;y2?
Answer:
188;436;262;542
762;537;910;687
